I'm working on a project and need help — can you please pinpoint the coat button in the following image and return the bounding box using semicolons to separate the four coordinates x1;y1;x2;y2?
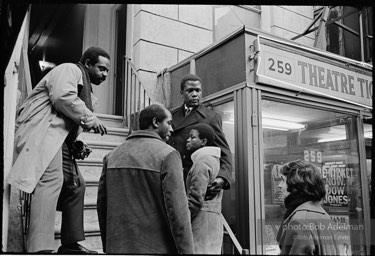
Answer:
25;148;29;152
182;155;186;159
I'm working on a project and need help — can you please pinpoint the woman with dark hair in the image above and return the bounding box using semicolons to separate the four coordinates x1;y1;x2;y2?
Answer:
276;160;343;255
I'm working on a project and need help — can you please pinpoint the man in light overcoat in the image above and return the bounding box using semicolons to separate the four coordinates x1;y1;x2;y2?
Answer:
7;46;109;253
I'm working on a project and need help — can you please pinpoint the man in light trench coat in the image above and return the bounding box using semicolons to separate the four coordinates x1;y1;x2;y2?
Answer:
7;46;109;253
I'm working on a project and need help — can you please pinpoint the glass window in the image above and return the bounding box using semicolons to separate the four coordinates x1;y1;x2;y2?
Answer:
212;101;236;253
363;6;372;63
324;6;373;63
261;100;366;255
363;122;372;203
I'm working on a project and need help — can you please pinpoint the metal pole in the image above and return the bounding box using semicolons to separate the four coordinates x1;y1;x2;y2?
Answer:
123;57;128;126
221;214;244;254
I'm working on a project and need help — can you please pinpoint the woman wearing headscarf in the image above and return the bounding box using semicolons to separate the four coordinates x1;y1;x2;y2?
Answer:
276;160;344;255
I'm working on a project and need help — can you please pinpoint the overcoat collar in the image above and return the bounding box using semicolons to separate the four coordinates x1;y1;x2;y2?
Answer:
191;146;221;162
283;201;326;223
126;130;163;141
276;200;326;243
172;104;207;132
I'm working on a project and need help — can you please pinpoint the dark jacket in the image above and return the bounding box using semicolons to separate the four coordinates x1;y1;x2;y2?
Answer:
169;104;233;187
97;130;194;254
277;201;344;255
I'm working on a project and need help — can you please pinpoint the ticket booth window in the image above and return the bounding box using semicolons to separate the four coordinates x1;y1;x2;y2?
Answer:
261;99;366;255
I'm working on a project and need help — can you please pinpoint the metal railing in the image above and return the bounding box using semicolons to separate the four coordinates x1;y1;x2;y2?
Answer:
123;56;152;132
14;9;34;251
222;214;249;254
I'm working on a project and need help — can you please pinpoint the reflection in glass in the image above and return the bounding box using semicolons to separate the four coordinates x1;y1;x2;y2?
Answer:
363;123;372;206
212;101;236;254
262;100;366;255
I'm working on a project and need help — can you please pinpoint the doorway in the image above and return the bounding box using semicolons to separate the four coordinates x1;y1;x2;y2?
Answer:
28;4;85;87
114;5;127;116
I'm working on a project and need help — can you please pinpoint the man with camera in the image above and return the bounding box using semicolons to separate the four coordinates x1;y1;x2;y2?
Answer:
8;47;109;253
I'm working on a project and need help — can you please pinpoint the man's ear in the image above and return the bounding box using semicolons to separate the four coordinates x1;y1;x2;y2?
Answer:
152;117;159;128
201;138;207;147
84;59;91;69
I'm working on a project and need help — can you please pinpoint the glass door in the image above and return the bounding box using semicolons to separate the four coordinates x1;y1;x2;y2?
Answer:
261;99;367;255
211;101;237;254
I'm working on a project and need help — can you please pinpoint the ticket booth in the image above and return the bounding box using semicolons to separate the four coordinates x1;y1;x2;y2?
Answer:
166;27;372;255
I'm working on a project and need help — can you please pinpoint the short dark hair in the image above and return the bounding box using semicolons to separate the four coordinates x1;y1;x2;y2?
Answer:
280;160;326;201
191;123;215;146
180;74;202;91
80;46;110;65
139;104;168;130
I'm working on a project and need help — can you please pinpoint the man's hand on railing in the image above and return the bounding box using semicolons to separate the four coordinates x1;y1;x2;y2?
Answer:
80;115;107;136
92;121;107;136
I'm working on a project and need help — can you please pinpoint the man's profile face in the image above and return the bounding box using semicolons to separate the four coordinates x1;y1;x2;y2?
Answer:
86;55;110;85
181;80;202;108
157;109;173;142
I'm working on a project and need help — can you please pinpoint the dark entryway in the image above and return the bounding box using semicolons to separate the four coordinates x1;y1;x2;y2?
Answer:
28;4;85;86
114;5;127;116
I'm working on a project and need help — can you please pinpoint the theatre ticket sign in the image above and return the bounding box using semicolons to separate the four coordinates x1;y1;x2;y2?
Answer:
254;36;373;108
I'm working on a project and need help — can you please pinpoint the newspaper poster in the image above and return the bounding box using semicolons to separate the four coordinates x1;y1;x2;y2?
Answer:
321;161;352;207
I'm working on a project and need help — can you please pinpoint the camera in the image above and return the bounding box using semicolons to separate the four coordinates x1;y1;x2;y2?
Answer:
70;140;92;160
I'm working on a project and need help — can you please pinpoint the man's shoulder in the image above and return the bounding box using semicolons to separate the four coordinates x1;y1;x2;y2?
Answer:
198;104;218;117
152;142;182;163
52;63;81;76
160;142;180;156
171;105;183;115
114;135;178;156
106;138;178;156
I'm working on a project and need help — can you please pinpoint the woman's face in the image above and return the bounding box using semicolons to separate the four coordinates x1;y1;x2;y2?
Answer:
278;174;290;200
